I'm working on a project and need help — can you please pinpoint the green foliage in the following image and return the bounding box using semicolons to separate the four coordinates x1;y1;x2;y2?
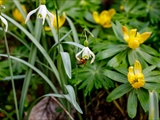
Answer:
1;0;160;119
146;0;160;24
0;61;9;80
71;62;114;96
105;63;160;118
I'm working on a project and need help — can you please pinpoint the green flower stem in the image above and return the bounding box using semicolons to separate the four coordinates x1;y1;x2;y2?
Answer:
3;29;19;120
19;19;42;119
40;0;46;5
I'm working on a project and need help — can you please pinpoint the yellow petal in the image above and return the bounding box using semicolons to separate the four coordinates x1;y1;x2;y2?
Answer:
129;29;137;38
138;32;151;44
99;11;112;28
128;66;134;73
12;5;27;23
93;11;100;23
108;9;116;17
44;26;50;31
100;10;109;20
128;66;135;83
53;12;66;28
59;12;66;28
134;60;142;74
122;26;128;35
122;26;129;42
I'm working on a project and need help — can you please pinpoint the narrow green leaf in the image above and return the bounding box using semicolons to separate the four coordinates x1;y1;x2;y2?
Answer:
48;30;72;54
114;64;128;76
62;41;84;49
140;44;159;57
138;50;160;67
145;76;160;82
59;30;72;41
107;51;127;68
0;29;30;50
0;54;59;95
149;90;159;120
60;52;71;79
111;20;124;42
19;19;42;119
47;19;58;43
127;89;137;119
103;70;128;83
64;85;83;114
143;82;160;90
143;66;156;77
2;74;35;81
128;49;137;65
97;44;127;60
137;88;149;112
135;49;148;68
128;48;148;68
66;16;79;43
106;83;132;102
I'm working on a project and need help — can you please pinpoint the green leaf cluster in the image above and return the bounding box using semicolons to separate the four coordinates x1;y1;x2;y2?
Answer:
104;64;160;118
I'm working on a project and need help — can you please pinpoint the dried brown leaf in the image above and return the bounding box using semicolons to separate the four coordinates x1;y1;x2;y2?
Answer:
28;97;67;120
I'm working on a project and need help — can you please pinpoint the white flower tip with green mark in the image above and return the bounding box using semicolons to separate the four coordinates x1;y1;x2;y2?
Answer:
0;15;8;32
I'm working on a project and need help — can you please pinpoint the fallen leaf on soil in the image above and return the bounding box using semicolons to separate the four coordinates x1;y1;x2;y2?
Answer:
28;97;67;120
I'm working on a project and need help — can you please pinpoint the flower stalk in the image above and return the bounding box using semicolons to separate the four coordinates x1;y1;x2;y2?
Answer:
2;19;20;120
0;6;19;120
40;0;46;5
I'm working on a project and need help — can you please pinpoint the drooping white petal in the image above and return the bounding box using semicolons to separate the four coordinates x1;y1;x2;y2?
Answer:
87;47;95;64
37;5;47;25
82;47;90;59
0;16;8;32
25;6;40;24
75;48;84;61
47;10;54;24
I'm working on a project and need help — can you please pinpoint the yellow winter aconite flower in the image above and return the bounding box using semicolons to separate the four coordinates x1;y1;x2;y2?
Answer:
128;60;145;89
122;26;151;49
45;12;66;30
12;5;27;23
93;9;116;28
